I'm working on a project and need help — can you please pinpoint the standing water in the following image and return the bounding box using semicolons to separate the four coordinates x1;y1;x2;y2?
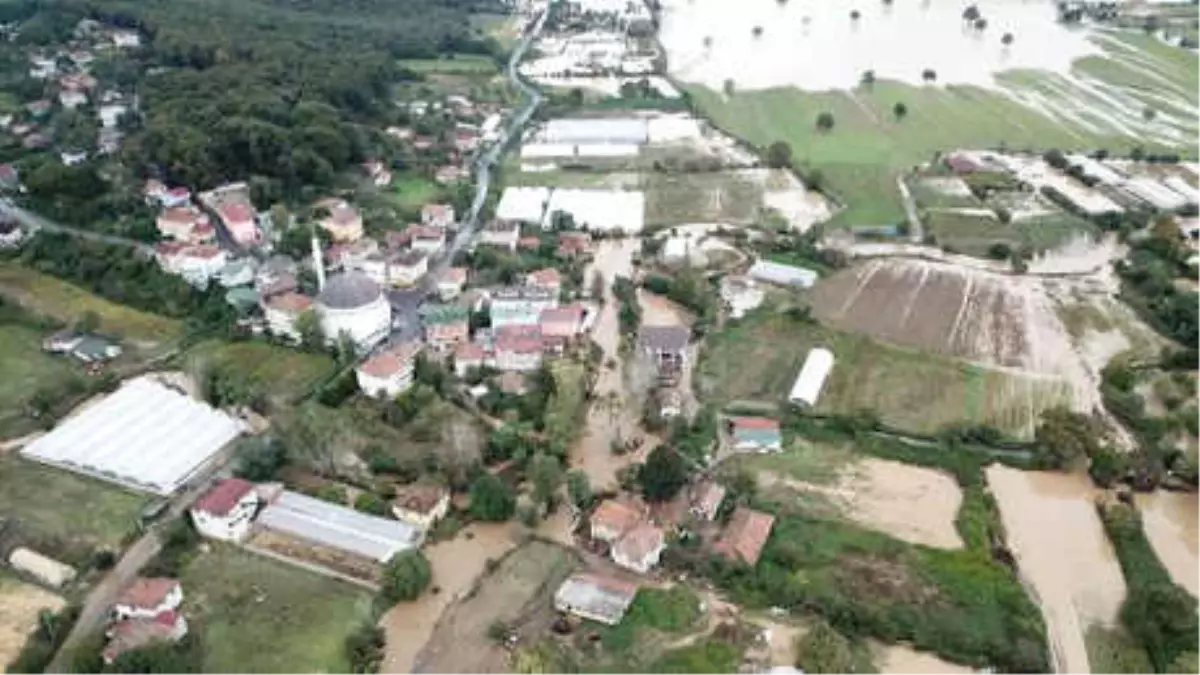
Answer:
1134;491;1199;596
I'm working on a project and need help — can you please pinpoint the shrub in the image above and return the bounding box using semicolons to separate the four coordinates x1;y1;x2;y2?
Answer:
381;551;432;605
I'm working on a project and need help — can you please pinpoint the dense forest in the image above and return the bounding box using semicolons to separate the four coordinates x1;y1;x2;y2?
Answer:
7;0;507;194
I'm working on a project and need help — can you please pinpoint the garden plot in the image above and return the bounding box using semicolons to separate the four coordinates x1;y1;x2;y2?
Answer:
644;169;829;229
0;576;65;667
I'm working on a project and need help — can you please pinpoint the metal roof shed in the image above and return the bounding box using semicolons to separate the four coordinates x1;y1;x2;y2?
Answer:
789;348;834;407
256;491;423;562
747;259;819;288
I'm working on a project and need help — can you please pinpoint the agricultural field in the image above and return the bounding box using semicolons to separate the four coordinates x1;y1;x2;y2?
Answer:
413;540;578;673
0;322;81;438
698;310;1071;438
0;574;65;668
923;210;1097;258
182;340;336;407
179;545;374;673
398;53;500;74
0;455;148;561
0;264;181;345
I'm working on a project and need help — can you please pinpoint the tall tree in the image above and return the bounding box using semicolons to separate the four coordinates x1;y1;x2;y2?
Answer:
639;446;688;501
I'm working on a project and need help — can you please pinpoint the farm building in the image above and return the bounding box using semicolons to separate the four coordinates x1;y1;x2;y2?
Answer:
728;416;783;453
22;376;246;495
543;189;645;233
1066;154;1126;185
8;547;76;588
190;478;260;542
714;507;775;566
113;578;183;620
391;484;450;530
255;490;423;563
497;186;550;223
1122;177;1190;211
554;573;639;626
747;259;818;288
521;143;639;159
538;117;648;146
789;348;834;407
1163;176;1199;206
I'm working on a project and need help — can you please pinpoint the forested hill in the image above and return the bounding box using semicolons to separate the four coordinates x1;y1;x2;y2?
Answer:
14;0;508;192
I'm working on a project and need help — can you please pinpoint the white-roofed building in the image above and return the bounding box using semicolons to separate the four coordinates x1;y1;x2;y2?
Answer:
544;188;644;233
789;348;834;407
1162;175;1199;207
1122;177;1190;211
747;259;819;288
539;118;648;145
1066;154;1126;186
554;573;639;626
497;186;551;223
255;490;423;562
22;376;246;495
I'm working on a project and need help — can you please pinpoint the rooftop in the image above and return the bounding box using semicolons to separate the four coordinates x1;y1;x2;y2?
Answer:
256;490;422;562
358;342;422;378
640;325;690;352
393;484;448;516
317;272;383;310
614;522;665;563
116;577;179;609
715;507;775;566
592;497;646;536
192;478;256;517
554;573;639;626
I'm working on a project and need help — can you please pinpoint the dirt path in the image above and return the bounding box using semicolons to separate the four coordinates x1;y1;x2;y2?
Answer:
379;523;519;673
986;465;1127;674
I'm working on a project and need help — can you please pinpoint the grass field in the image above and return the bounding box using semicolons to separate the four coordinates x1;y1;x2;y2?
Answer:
180;545;374;673
925;210;1097;257
644;171;764;226
0;264;181;344
698;311;1071;437
0;323;80;437
686;33;1197;227
0;455;147;557
183;340;336;406
398;54;499;74
391;175;445;211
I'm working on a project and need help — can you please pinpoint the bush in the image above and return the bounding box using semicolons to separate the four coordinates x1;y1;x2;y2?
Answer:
344;623;385;673
794;620;857;673
6;606;80;674
353;492;390;516
381;551;432;605
469;474;516;521
234;437;288;481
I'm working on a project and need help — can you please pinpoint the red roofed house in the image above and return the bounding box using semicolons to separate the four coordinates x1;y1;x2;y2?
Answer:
525;267;562;295
155;242;228;287
263;291;314;341
421;203;455;229
557;232;592;259
437;266;468;300
190;478;260;542
356;342;423;398
518;235;542;252
425;317;469;351
103;610;188;664
319;201;364;243
714;507;775;566
454;342;487;377
155;206;213;244
218;202;259;246
113;578;183;621
944;152;981;175
728;416;783;453
590;497;648;543
539;305;585;349
612;522;665;574
409;225;446;255
493;325;543;372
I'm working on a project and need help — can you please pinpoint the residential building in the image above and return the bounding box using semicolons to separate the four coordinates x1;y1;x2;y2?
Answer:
190;478;260;542
409;225;446;255
611;522;665;574
539;305;585;348
392;484;450;530
728;416;783;453
421;203;456;229
478;220;520;252
715;507;775;566
363;160;392;186
518;235;543;252
217;202;259;246
423;304;470;351
262;291;314;341
356;341;422;398
494;326;543;371
639;325;689;374
554;573;639;626
453;342;487;376
156;207;214;243
113;578;183;621
437;266;468;300
556;232;592;259
490;287;558;327
327;237;380;271
155;242;228;287
590;497;646;543
689;481;726;522
319;201;364;242
103;612;188;664
525;267;562;295
389;250;429;286
58;88;87;109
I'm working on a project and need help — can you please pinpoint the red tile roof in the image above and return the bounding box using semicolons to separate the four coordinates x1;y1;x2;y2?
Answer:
192;478;255;517
526;267;561;288
455;342;486;361
614;522;664;563
715;507;775;566
729;416;780;431
116;578;179;610
359;342;422;378
394;484;447;515
266;291;313;313
592;498;645;536
218;202;254;223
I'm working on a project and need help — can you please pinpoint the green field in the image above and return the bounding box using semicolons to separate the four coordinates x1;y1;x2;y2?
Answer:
925;210;1098;257
698;311;1071;437
182;340;336;406
0;263;182;344
0;455;147;557
180;545;374;673
398;54;499;74
686;32;1198;227
0;323;80;437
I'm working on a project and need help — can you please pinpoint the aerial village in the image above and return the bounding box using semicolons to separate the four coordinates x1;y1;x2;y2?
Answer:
0;0;1197;674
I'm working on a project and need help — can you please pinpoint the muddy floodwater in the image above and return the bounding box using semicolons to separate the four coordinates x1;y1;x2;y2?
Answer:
986;465;1126;674
379;523;518;673
873;642;978;674
1135;491;1199;596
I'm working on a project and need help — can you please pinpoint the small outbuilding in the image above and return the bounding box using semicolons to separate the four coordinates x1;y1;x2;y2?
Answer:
554;573;639;626
788;348;834;407
747;259;818;289
728;416;783;453
190;478;260;542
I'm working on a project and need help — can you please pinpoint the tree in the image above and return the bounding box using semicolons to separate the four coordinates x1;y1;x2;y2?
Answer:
1034;406;1104;469
752;25;763;38
1143;107;1157;122
765;141;793;169
1121;581;1199;671
74;310;101;334
381;550;432;604
815;112;836;132
295;309;325;350
860;69;875;88
850;9;861;21
529;453;563;508
234;437;288;481
343;624;385;674
795;620;859;673
638;446;688;501
962;5;980;22
892;101;908;120
566;470;593;511
1002;32;1014;46
354;491;390;516
974;18;988;30
921;68;937;83
469;473;516;521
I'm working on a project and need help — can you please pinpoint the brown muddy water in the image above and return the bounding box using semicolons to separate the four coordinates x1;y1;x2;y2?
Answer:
1134;491;1198;596
872;642;978;674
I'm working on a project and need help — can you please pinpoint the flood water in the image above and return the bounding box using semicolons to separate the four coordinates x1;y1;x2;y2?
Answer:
986;465;1127;674
1134;491;1199;596
378;523;518;673
873;642;978;674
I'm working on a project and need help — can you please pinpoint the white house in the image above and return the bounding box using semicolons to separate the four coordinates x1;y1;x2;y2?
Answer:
190;478;260;542
437;267;467;300
113;578;183;621
356;342;422;398
421;203;455;229
263;292;313;341
493;327;543;371
391;484;450;530
478;220;521;252
490;287;558;327
789;347;834;407
155;242;228;287
389;250;429;286
409;226;446;255
611;523;665;574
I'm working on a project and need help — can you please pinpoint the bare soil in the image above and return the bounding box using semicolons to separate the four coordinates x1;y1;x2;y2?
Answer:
0;578;64;666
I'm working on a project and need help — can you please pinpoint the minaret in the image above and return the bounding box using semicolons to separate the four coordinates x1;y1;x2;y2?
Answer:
311;232;326;291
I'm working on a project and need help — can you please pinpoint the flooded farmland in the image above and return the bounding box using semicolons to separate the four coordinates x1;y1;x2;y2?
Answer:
1134;491;1199;596
986;465;1126;674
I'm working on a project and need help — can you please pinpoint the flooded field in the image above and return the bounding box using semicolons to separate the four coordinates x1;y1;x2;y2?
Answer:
986;465;1127;674
873;642;979;674
0;577;64;667
379;523;518;673
1134;491;1199;596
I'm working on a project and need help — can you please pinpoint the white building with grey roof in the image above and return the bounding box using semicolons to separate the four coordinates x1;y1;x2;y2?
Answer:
554;573;639;625
255;490;423;563
315;271;392;350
